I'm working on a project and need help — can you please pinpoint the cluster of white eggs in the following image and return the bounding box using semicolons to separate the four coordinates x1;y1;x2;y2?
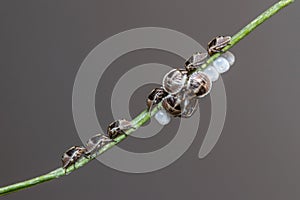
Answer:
202;51;235;82
154;51;235;126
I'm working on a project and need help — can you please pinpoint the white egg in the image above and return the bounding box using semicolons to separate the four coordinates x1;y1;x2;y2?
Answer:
221;51;235;66
213;57;230;74
203;65;220;82
155;109;171;125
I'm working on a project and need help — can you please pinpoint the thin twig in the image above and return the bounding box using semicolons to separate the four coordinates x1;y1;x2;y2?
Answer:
0;0;294;196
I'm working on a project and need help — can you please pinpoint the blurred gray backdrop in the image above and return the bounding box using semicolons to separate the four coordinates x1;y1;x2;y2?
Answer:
0;0;299;199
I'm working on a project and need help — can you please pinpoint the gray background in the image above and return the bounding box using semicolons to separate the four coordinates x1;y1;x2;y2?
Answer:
0;0;299;199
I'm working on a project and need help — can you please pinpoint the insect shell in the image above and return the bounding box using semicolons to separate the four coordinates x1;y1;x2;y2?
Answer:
162;95;181;117
107;119;133;139
179;97;199;118
146;87;169;112
85;134;113;154
185;52;208;72
187;71;212;98
162;91;199;118
62;146;87;171
162;69;188;94
207;36;231;56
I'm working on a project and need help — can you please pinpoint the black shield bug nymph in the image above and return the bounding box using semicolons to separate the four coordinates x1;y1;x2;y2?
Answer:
146;87;169;112
188;71;212;98
162;92;199;118
107;119;134;139
61;146;87;172
185;52;208;72
207;36;231;56
85;134;113;154
162;95;182;117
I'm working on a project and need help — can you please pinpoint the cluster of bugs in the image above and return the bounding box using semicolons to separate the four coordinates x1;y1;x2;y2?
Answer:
147;36;231;118
61;119;133;172
61;36;231;170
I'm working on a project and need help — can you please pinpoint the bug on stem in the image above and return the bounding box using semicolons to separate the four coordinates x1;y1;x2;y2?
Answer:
185;52;208;72
207;36;231;56
107;119;134;139
146;87;168;113
162;92;199;118
61;146;87;172
187;71;212;98
85;134;113;154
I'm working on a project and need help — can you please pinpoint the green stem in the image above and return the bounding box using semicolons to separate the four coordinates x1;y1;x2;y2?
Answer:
0;0;294;196
200;0;294;70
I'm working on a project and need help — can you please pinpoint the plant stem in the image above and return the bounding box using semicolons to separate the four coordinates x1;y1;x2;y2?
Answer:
199;0;294;70
0;0;294;196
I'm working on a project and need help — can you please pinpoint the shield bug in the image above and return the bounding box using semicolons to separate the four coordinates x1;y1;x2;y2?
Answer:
207;36;231;56
162;69;188;94
162;95;182;117
61;146;87;171
187;71;212;98
85;134;113;154
107;119;133;139
185;52;208;72
162;92;198;118
146;87;169;112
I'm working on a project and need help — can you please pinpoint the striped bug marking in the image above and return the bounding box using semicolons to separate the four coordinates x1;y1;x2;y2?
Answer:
146;87;169;113
162;91;199;118
188;71;212;98
107;119;134;139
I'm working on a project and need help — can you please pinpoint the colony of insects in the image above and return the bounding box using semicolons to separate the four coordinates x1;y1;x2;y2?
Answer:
61;134;114;172
146;35;234;123
61;118;135;171
61;36;234;169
